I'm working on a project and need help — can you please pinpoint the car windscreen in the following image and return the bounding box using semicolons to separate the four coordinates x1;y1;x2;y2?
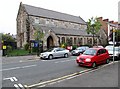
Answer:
83;49;97;56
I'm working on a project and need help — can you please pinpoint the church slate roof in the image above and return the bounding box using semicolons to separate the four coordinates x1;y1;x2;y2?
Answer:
23;4;86;24
33;25;91;36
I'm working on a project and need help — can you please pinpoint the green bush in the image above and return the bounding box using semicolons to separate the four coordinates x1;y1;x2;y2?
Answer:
72;45;77;50
7;49;29;56
32;47;38;52
24;43;29;51
6;45;12;53
61;43;67;48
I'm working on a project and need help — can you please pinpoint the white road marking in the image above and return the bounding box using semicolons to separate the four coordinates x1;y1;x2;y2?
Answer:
19;59;40;63
1;67;21;71
14;84;21;89
18;84;25;89
21;65;36;68
55;59;74;63
3;77;18;82
1;64;37;71
19;60;23;62
10;78;14;82
12;77;18;81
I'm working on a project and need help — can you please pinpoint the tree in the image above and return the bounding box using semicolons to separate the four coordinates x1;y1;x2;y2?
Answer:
33;24;44;56
26;18;30;43
86;17;102;45
2;33;15;42
1;33;16;56
34;25;44;41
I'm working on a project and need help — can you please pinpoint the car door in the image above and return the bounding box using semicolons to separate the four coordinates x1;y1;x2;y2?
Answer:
102;49;109;61
98;49;108;63
59;48;65;57
96;49;103;64
52;48;60;57
54;48;64;57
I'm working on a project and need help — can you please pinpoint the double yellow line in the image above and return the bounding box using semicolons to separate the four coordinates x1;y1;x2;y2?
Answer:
25;61;118;89
25;68;92;88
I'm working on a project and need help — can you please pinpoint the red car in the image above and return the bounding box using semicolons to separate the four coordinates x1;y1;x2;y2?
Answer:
76;48;110;68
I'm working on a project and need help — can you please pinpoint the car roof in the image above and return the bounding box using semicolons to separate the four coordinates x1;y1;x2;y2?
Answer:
89;47;105;51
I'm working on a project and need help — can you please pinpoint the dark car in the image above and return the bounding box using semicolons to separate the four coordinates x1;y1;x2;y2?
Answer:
71;46;89;56
76;48;110;68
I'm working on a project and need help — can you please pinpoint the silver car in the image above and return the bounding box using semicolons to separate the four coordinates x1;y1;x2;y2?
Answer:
40;47;70;59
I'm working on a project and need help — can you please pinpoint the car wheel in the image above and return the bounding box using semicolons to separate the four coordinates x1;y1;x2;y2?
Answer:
106;58;110;64
92;62;96;68
64;53;68;58
48;55;53;60
118;55;120;59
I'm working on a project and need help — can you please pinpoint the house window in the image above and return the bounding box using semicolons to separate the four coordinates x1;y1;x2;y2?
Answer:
70;37;73;45
51;19;54;25
62;37;65;44
34;18;39;24
78;38;83;45
46;19;49;24
58;36;60;44
89;38;92;44
74;38;77;44
66;37;72;46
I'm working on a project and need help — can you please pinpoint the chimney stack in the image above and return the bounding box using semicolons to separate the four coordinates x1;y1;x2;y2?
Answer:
98;17;103;20
103;19;109;22
109;21;114;23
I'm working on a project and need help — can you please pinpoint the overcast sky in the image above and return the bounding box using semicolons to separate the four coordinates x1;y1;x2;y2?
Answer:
0;0;119;35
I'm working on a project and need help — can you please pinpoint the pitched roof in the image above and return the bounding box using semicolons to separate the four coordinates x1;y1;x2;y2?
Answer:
33;25;91;36
51;27;90;36
23;4;86;24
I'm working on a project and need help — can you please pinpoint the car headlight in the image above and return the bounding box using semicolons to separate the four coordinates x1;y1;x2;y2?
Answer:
85;58;91;62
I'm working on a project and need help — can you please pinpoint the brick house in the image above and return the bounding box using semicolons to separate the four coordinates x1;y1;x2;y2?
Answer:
97;17;119;45
16;2;98;50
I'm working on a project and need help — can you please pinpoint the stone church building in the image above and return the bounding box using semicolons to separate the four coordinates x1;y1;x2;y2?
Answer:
17;2;98;50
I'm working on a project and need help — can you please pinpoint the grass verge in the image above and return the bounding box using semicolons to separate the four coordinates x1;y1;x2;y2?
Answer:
7;49;30;56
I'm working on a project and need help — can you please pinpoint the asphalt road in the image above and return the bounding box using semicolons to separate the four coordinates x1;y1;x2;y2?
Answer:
2;56;119;89
45;61;119;87
2;56;88;88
